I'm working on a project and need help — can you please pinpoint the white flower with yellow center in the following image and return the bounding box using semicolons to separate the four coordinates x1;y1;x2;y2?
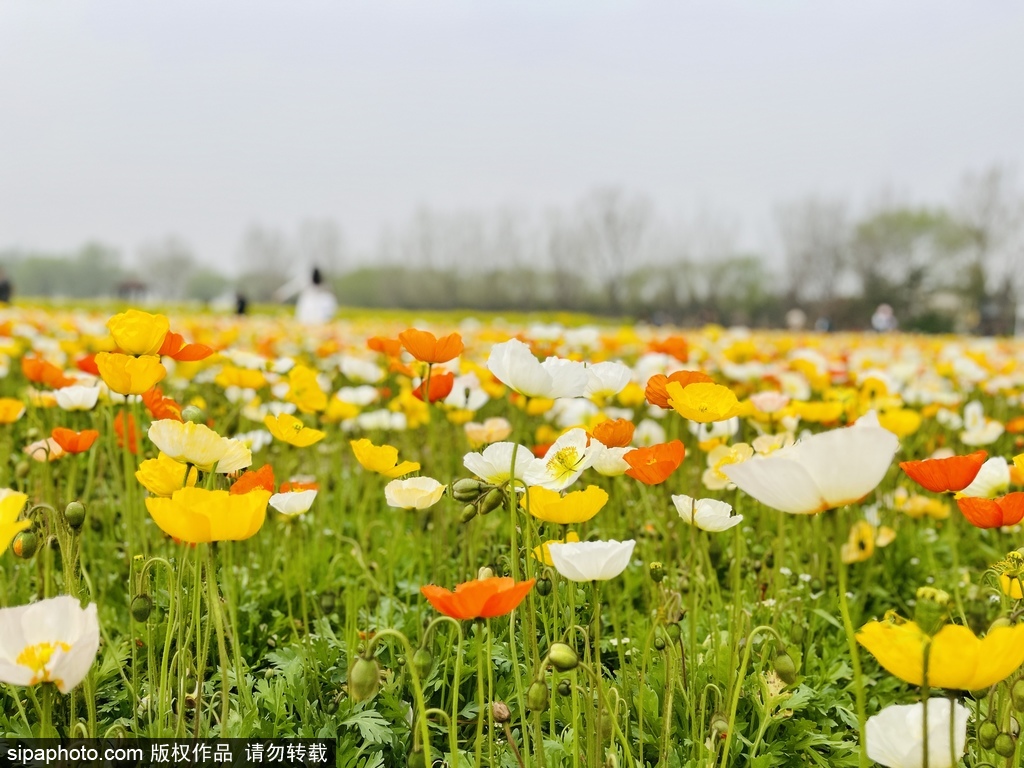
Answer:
0;595;100;693
702;443;753;491
523;428;595;491
385;477;446;510
463;442;534;486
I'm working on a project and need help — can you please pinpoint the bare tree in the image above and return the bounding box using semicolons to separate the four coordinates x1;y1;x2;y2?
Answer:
776;197;850;308
295;219;346;275
579;187;653;314
137;236;195;301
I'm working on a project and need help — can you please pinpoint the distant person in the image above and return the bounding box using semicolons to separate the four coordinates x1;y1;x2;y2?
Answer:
294;267;338;325
235;292;249;315
0;268;12;304
785;307;807;331
871;303;897;332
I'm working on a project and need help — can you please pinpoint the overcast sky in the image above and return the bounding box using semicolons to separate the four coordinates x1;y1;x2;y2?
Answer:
1;1;1022;270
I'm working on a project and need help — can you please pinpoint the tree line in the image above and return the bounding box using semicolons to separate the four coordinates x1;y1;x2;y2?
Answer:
1;167;1020;332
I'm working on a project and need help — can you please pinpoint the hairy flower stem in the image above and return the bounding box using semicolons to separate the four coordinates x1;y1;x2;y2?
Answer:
837;557;869;768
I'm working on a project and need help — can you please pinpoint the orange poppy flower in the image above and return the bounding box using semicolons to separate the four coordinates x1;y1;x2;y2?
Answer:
956;493;1024;529
899;450;987;494
648;336;689;362
21;357;76;389
51;427;99;454
591;418;635;448
420;577;535;620
398;329;464;364
367;336;403;358
1006;416;1024;434
158;331;214;362
624;440;686;485
142;386;183;422
645;371;714;409
114;411;139;455
412;371;455;403
280;480;319;493
76;354;100;376
230;464;276;495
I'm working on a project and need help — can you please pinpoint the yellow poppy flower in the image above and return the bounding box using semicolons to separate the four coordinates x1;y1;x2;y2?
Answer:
106;309;170;356
145;487;270;543
214;365;267;390
0;491;31;556
148;420;233;473
0;398;26;424
877;408;922;438
520;485;608;525
856;617;1024;689
791;400;845;424
532;531;581;566
349;438;419;478
665;381;740;423
322;397;360;424
285;364;327;414
95;352;166;396
264;413;326;447
135;453;199;497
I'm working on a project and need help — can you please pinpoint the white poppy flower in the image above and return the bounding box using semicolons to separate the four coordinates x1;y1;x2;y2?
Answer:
723;411;899;515
463;442;534;485
523;428;595;491
486;339;588;400
584;361;632;399
866;698;968;768
589;443;631;476
0;596;100;693
269;489;318;516
548;539;636;582
958;456;1009;499
672;495;743;532
55;385;100;412
384;477;446;510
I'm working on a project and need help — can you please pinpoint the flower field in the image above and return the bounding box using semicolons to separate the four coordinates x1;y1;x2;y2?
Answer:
3;305;1024;768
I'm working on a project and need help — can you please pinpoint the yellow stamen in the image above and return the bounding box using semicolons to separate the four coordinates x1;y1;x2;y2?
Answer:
17;641;71;683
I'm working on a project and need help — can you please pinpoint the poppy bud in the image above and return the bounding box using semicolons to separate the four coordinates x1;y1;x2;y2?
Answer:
348;656;381;702
131;594;153;622
710;711;729;736
527;681;548;712
989;616;1012;632
556;680;571;697
12;530;38;559
774;652;798;686
15;460;29;479
666;622;681;643
459;504;478;523
412;648;433;679
547;642;579;672
994;732;1016;758
649;562;665;583
535;577;552;596
407;748;427;768
491;701;511;723
64;501;86;530
452;478;485;501
913;587;950;636
979;721;999;749
654;636;666;651
320;592;336;613
479;488;505;515
181;405;205;424
1013;679;1024;712
477;566;494;580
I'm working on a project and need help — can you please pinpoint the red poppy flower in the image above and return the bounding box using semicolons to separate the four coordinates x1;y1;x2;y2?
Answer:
158;331;214;362
899;450;987;493
956;493;1024;529
645;371;714;409
591;418;635;448
51;427;99;454
624;440;686;485
230;464;276;495
420;577;535;620
21;356;76;389
412;371;455;403
398;329;464;364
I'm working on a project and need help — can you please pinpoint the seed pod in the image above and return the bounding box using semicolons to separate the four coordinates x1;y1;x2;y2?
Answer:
479;488;505;516
12;530;38;559
994;732;1016;758
348;656;381;702
412;648;433;679
978;720;999;750
131;594;154;622
527;681;549;712
64;501;86;529
547;642;579;672
774;652;798;686
536;577;552;596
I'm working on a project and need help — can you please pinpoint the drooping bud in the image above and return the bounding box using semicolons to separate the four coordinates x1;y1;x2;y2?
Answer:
319;592;336;613
527;681;549;712
180;405;205;424
649;562;665;583
913;587;950;636
491;701;511;723
479;488;505;516
774;652;798;686
12;530;38;559
653;636;666;651
547;642;579;672
1013;679;1024;712
666;622;682;643
64;501;86;530
131;594;154;622
978;721;999;750
556;680;571;697
710;711;729;737
452;478;485;501
412;648;433;679
407;748;428;768
994;732;1016;758
477;566;494;580
459;504;478;523
535;577;552;596
348;656;381;702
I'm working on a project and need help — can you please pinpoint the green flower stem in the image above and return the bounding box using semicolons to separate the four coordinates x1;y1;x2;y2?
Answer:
837;556;869;768
366;629;433;765
206;544;231;734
